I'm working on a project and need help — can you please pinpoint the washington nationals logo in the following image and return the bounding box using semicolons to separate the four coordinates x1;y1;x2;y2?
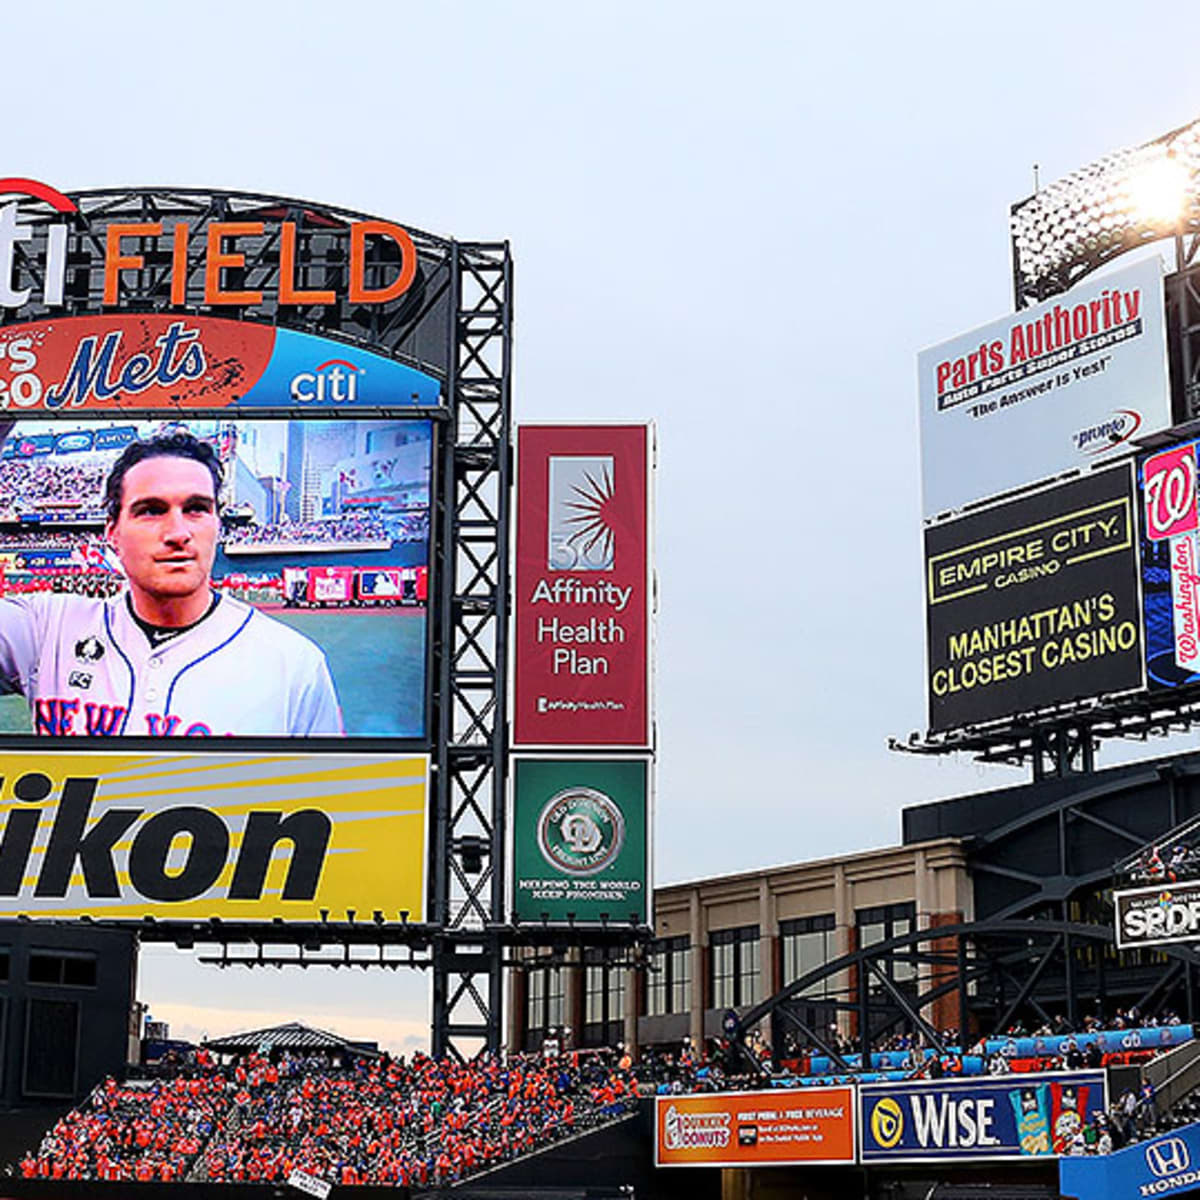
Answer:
1144;444;1199;541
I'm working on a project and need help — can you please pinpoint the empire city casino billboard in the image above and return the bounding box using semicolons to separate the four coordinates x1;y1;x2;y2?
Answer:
0;179;470;924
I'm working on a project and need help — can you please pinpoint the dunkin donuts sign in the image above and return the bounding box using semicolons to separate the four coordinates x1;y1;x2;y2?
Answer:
655;1088;855;1168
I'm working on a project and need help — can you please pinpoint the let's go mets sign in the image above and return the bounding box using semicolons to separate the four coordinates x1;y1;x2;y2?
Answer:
0;752;427;922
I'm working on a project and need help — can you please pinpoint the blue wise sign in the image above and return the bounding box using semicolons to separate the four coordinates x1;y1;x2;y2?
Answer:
861;1072;1107;1163
510;756;650;926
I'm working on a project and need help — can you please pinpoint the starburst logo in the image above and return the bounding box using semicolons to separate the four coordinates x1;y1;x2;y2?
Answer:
548;454;616;571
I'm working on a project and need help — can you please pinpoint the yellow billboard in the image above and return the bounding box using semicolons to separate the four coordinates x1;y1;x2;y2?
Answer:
0;752;428;922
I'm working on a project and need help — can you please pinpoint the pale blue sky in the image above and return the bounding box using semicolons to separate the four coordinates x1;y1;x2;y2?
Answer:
7;0;1200;1051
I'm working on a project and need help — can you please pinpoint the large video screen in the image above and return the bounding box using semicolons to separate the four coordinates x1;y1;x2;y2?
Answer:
0;417;433;740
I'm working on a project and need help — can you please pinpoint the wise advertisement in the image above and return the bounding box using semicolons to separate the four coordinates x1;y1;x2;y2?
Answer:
918;256;1170;519
1115;881;1200;949
925;464;1143;733
510;756;649;925
513;425;652;748
1139;438;1200;692
0;752;428;922
0;315;441;412
1060;1121;1200;1200
861;1072;1107;1163
655;1087;855;1168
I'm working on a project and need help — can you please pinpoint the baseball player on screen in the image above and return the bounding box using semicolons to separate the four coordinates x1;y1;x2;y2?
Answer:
0;429;345;737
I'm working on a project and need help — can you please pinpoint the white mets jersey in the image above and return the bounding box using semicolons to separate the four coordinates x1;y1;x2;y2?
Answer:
0;592;344;737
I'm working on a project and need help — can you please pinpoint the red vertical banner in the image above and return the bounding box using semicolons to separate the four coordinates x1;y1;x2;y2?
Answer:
514;425;652;747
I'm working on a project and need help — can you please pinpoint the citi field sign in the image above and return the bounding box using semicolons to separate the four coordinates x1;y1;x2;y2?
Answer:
0;179;446;411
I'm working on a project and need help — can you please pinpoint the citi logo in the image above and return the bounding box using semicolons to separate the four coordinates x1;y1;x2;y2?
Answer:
1146;1137;1190;1177
290;359;362;403
0;178;76;310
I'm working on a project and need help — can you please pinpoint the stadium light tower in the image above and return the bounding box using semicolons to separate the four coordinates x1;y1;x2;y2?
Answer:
1011;116;1200;307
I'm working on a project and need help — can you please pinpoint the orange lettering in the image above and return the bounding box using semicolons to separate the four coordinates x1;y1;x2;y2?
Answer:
349;220;416;304
204;221;264;305
104;222;162;306
170;222;189;307
279;223;335;305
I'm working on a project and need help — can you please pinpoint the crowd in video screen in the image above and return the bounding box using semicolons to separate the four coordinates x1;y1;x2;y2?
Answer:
0;418;434;740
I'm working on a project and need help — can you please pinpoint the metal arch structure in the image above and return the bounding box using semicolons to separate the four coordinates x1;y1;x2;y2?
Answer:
0;186;515;1061
732;917;1200;1073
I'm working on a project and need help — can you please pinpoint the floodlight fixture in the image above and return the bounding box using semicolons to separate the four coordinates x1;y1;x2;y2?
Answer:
1011;116;1200;306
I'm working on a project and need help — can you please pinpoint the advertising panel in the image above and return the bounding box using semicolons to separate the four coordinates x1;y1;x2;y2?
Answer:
0;417;433;740
510;756;650;925
655;1087;855;1168
918;257;1170;519
1115;881;1200;949
513;425;651;748
925;464;1143;732
0;751;428;922
1060;1122;1200;1200
861;1072;1107;1163
0;315;441;414
1138;437;1200;692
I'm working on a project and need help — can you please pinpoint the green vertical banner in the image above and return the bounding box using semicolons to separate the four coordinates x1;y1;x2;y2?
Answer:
511;756;650;925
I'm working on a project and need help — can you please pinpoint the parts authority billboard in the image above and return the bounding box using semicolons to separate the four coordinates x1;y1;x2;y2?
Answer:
655;1087;855;1168
918;256;1169;519
925;463;1143;732
513;424;652;748
861;1072;1107;1163
510;755;650;925
0;752;428;922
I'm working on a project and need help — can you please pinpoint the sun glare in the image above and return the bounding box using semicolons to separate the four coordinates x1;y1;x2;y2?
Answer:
1128;155;1192;227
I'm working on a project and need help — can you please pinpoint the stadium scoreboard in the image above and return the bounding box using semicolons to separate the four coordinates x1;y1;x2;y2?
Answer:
0;180;460;927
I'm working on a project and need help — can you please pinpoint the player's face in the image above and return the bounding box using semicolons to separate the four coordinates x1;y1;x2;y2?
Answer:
107;456;218;617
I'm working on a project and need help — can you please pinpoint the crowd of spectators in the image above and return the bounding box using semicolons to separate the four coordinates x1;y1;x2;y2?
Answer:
11;1046;638;1187
0;458;107;519
222;515;397;548
16;1060;231;1182
1128;843;1200;884
637;1006;1189;1099
1;570;124;599
0;530;98;548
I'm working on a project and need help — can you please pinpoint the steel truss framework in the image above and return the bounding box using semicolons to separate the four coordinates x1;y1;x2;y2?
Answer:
733;918;1200;1073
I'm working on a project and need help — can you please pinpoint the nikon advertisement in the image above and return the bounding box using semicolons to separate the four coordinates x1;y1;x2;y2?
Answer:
1115;881;1200;950
0;752;429;922
510;756;649;925
925;464;1143;732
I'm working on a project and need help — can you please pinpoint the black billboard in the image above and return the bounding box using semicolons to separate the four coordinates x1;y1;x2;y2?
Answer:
1115;880;1200;949
925;464;1143;732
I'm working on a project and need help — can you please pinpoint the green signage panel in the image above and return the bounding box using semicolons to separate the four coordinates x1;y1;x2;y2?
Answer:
511;756;650;925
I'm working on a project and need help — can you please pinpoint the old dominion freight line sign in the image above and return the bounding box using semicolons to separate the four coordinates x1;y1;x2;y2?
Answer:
511;757;649;925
